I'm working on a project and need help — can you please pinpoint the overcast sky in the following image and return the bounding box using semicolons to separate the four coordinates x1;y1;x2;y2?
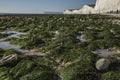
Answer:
0;0;95;13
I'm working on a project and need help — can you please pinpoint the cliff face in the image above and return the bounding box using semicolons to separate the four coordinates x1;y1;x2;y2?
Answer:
94;0;120;13
64;0;120;14
64;5;94;14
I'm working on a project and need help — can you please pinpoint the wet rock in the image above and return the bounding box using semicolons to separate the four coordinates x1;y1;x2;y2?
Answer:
96;58;110;71
0;54;17;66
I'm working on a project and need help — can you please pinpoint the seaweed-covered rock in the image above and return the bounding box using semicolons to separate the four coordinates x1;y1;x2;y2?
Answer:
0;48;4;54
96;58;110;71
0;48;4;57
59;52;98;80
20;66;59;80
101;71;120;80
0;33;9;38
0;67;13;80
4;49;21;56
0;54;17;66
10;60;36;79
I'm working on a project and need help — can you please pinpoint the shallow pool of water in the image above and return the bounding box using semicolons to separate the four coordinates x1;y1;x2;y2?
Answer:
0;31;45;56
76;35;87;42
93;49;116;57
0;31;26;38
0;31;26;52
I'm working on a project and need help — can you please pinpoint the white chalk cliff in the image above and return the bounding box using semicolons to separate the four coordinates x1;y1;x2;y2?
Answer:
64;0;120;14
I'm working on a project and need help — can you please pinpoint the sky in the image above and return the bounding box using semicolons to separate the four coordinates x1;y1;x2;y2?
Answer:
0;0;95;13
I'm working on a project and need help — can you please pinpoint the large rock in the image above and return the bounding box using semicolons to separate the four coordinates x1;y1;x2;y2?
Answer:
0;54;17;66
96;58;110;71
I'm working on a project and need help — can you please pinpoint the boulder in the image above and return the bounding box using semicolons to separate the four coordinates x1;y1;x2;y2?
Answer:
0;54;17;66
96;58;110;71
